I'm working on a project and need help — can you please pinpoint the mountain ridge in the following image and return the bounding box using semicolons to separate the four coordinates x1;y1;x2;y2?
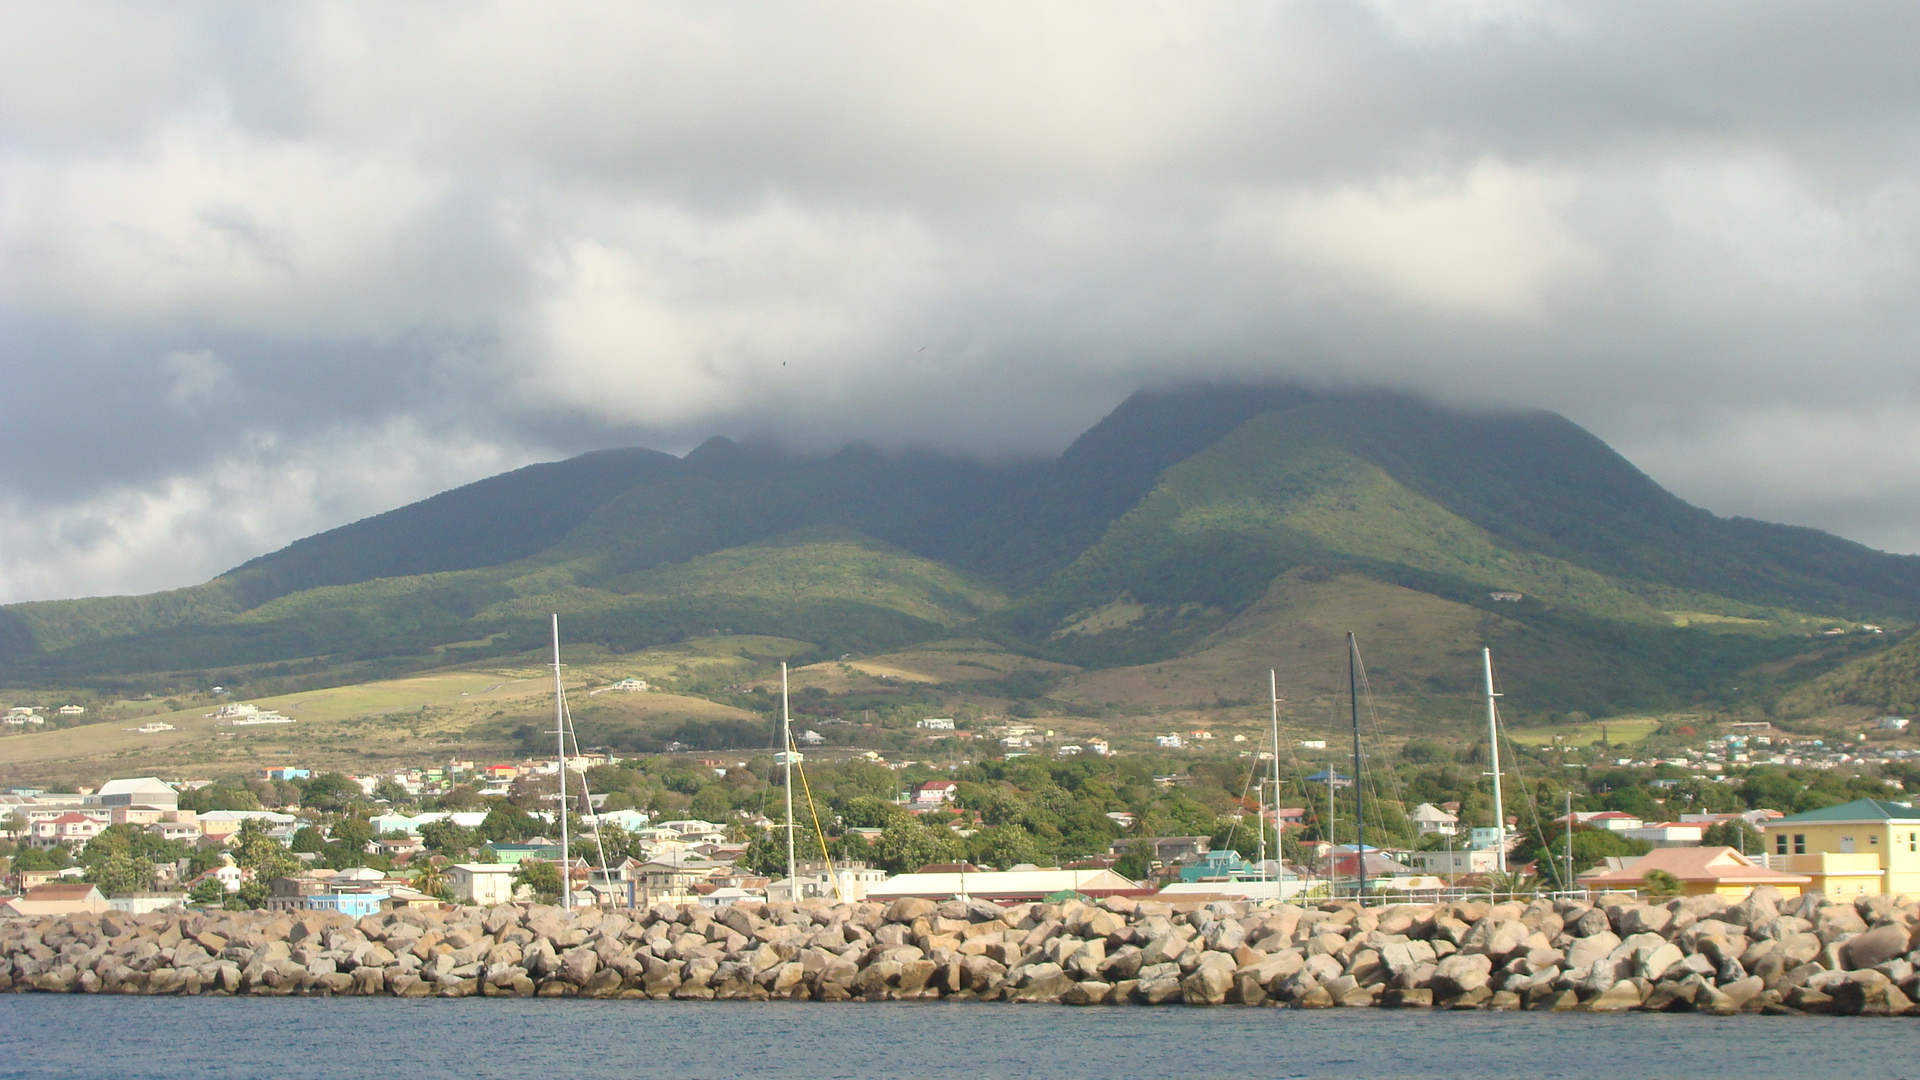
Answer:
3;384;1915;723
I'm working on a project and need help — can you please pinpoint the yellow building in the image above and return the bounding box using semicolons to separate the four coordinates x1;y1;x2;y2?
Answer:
1761;798;1920;899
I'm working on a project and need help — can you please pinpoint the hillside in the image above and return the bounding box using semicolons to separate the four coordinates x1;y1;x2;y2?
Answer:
3;384;1917;744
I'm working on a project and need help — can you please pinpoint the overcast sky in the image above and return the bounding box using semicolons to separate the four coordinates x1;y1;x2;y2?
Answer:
4;2;1920;603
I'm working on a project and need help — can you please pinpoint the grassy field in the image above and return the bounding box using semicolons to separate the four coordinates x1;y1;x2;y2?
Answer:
0;635;799;783
1506;716;1663;748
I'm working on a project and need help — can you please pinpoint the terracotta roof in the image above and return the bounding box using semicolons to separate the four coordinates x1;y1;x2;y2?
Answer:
25;883;103;899
1580;845;1810;886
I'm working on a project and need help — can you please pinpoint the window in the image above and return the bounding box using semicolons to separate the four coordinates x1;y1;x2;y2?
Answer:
1775;834;1788;855
1841;836;1856;854
1794;834;1807;854
1870;835;1880;846
1910;832;1917;854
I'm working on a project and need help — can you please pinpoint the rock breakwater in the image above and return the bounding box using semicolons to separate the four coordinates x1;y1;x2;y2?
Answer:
6;887;1920;1015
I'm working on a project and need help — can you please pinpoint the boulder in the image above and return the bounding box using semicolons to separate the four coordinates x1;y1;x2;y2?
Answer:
1840;923;1912;971
1430;953;1493;998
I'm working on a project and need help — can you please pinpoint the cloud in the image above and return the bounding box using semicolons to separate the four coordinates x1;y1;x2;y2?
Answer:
3;2;1920;601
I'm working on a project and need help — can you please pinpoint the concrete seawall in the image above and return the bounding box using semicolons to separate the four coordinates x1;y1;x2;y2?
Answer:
4;887;1919;1015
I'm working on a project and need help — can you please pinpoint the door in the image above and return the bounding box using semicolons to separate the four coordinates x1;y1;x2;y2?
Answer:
1841;836;1856;853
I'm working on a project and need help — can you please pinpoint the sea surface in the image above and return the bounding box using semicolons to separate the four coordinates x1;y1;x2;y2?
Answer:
0;996;1909;1080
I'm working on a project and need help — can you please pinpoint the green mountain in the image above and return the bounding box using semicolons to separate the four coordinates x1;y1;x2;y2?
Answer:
3;386;1915;718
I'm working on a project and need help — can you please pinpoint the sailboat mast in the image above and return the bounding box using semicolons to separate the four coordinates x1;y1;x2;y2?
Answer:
552;614;569;912
1268;669;1281;894
1348;632;1365;903
782;661;796;890
1484;648;1506;876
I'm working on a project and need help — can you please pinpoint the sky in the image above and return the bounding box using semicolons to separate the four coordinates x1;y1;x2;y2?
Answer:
4;2;1920;604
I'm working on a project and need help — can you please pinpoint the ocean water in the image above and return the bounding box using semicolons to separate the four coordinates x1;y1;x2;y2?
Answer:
0;996;1906;1080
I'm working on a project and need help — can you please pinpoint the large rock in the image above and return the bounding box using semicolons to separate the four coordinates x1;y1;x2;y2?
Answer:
1431;953;1493;999
1615;905;1673;937
1839;923;1912;971
1180;963;1234;1006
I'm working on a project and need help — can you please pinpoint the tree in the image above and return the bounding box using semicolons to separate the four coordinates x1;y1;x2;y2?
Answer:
290;826;327;854
299;773;365;812
187;876;228;906
230;818;299;909
871;817;961;874
1643;869;1682;901
1702;819;1762;854
420;820;479;857
412;859;451;901
513;859;562;904
331;815;376;855
373;778;411;805
966;824;1040;870
479;802;540;843
84;852;154;895
9;846;69;872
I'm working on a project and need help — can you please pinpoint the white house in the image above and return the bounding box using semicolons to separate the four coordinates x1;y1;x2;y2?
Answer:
449;863;518;905
1410;803;1459;837
916;718;955;731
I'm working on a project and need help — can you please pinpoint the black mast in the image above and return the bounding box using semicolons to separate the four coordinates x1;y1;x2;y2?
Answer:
1348;631;1365;903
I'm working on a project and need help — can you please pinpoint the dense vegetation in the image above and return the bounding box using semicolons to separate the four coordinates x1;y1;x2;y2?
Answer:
6;385;1920;721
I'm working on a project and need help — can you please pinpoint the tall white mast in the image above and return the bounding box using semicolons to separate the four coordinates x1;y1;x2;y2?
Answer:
1483;647;1506;876
1268;670;1282;892
553;614;570;911
782;661;796;890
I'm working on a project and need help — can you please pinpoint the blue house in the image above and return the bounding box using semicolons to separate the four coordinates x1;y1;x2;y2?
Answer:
304;891;389;918
1179;849;1259;882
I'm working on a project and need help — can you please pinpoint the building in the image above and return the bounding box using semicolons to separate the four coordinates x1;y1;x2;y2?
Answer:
765;860;890;903
1877;717;1911;731
610;678;650;692
58;705;85;716
1761;798;1920;899
90;777;179;811
30;811;106;849
867;867;1149;903
108;893;187;915
916;718;955;731
911;780;958;807
1622;821;1706;847
1579;846;1810;900
1111;835;1211;871
448;863;518;905
2;883;110;917
1177;850;1258;882
1410;803;1459;837
1412;848;1502;876
1154;735;1183;749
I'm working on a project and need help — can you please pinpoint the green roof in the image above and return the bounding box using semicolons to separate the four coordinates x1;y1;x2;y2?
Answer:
1771;798;1920;825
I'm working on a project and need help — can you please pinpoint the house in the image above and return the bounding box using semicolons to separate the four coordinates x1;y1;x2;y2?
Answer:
1410;803;1459;836
1877;717;1911;731
30;811;106;849
58;705;85;716
1307;770;1353;790
1489;591;1524;602
1177;850;1259;882
867;867;1150;903
911;780;958;807
916;718;955;731
1581;846;1810;899
260;767;310;781
1154;735;1183;749
188;864;245;894
765;860;890;903
90;777;179;811
610;678;650;692
1577;811;1644;832
633;855;730;904
1111;835;1211;870
1761;798;1920;899
448;863;518;905
1412;848;1503;876
1622;821;1706;847
108;892;187;915
2;882;110;917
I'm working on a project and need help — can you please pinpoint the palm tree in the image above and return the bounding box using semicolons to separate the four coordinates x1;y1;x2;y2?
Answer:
413;858;450;900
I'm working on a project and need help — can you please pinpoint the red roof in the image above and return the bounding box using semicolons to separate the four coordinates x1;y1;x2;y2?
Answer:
1581;846;1809;887
25;883;102;899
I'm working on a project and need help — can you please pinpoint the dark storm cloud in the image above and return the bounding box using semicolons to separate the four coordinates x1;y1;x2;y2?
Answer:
4;1;1920;600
